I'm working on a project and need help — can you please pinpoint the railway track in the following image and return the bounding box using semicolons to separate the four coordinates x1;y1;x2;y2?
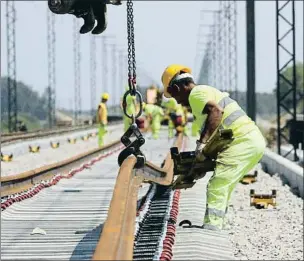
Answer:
2;130;302;260
1;131;182;260
1;121;121;145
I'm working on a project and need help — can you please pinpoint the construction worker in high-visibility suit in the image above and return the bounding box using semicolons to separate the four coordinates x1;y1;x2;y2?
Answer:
162;98;187;138
162;98;177;138
161;64;266;231
96;93;109;147
143;103;164;139
121;87;137;132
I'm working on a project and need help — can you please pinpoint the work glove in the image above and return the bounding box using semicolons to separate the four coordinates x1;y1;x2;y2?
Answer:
195;140;205;160
48;0;121;34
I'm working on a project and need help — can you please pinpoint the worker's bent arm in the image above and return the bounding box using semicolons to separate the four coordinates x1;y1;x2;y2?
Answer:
200;101;224;143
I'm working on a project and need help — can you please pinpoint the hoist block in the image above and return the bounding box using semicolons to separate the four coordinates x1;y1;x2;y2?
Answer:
50;142;60;149
68;138;77;144
240;170;258;184
1;153;13;162
171;128;234;190
29;146;40;153
48;0;120;35
250;189;277;209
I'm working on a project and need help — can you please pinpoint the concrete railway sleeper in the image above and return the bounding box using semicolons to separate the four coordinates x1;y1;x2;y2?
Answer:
133;185;181;261
92;134;185;260
1;132;180;260
1;144;123;211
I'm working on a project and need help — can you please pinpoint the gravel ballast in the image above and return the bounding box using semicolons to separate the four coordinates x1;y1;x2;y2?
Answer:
227;168;304;260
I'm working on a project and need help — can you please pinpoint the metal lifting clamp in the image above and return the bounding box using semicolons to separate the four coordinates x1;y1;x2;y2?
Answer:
118;123;146;169
171;128;234;190
118;89;146;169
250;189;277;209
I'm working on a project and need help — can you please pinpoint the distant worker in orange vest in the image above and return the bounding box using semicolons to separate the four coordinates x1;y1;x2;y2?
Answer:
96;93;109;147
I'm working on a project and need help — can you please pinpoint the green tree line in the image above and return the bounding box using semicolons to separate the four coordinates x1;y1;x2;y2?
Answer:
1;77;49;131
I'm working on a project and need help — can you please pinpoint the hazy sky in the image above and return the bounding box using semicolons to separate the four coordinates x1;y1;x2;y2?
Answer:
1;1;303;110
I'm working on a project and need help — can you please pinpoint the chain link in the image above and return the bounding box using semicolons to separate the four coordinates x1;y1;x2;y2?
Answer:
122;0;143;122
127;0;136;95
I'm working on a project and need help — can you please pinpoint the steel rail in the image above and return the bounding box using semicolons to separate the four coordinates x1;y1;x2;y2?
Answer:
1;120;121;144
92;134;183;260
1;139;122;197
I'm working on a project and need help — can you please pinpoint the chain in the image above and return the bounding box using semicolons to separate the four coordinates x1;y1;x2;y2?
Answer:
127;0;136;95
123;0;143;122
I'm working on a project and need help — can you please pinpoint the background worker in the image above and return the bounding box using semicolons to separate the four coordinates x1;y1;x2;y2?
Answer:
162;98;177;138
143;103;164;139
96;93;109;147
161;64;266;231
121;87;137;132
162;98;188;138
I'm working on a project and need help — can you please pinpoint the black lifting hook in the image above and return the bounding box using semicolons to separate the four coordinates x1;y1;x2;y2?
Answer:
118;123;146;169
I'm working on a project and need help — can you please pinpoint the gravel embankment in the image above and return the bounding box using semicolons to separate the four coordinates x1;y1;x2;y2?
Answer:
227;169;304;260
1;127;123;177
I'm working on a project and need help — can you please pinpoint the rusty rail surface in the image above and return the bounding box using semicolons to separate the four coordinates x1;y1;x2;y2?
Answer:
92;134;184;260
1;140;121;197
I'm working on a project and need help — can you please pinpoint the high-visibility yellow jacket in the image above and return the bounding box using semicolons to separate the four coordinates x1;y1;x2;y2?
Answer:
144;104;164;120
97;102;108;125
121;93;136;116
189;85;256;138
162;99;186;125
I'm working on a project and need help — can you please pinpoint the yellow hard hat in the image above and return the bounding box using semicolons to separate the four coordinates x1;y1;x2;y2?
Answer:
161;64;192;98
102;93;109;100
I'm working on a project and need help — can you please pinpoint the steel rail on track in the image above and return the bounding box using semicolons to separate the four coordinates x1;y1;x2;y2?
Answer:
92;134;184;260
1;121;121;144
1;139;122;197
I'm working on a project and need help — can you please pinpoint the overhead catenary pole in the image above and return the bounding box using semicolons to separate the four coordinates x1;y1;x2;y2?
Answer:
6;1;17;133
220;1;229;92
110;44;117;107
47;8;56;128
90;36;97;118
227;0;238;101
276;0;298;160
246;0;256;121
73;19;81;124
118;50;125;96
101;36;108;98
